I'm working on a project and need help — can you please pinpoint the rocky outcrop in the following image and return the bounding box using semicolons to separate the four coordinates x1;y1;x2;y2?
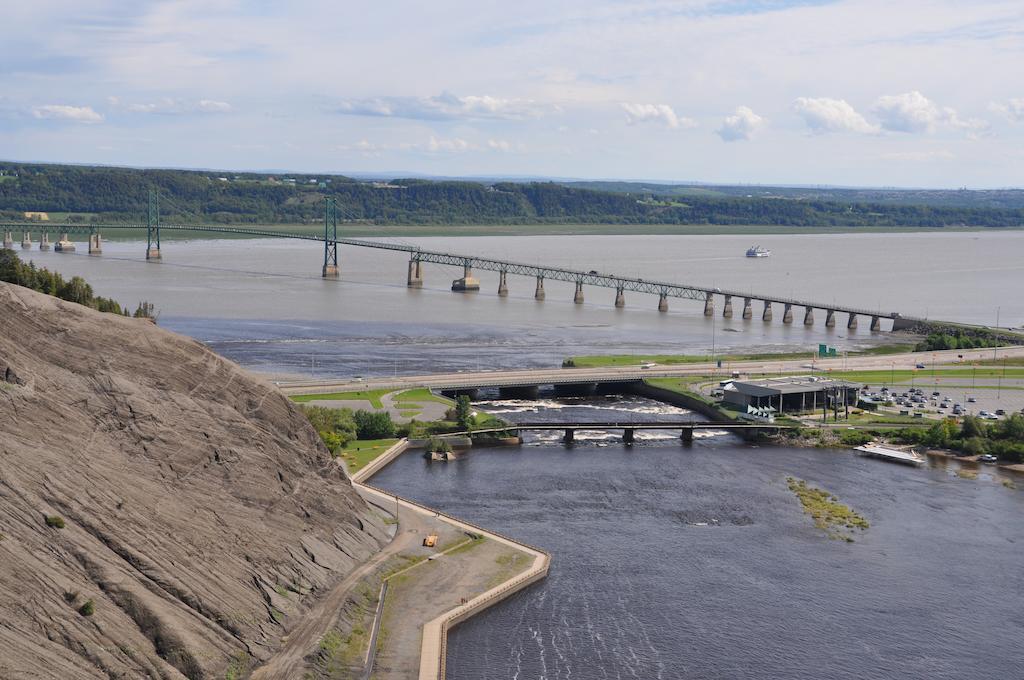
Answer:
0;283;389;679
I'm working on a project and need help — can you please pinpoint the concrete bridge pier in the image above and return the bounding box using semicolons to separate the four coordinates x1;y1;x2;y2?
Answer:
21;232;32;249
614;287;625;308
406;258;423;287
88;233;102;255
803;306;814;325
825;309;836;328
847;313;858;330
742;297;753;319
762;301;773;321
681;427;694;445
2;231;11;250
623;428;635;445
38;232;50;251
497;270;509;297
534;276;545;300
54;233;76;253
722;295;733;318
573;281;585;304
146;246;162;261
451;262;480;291
783;303;794;324
870;315;881;332
703;292;714;316
658;293;669;313
563;429;575;445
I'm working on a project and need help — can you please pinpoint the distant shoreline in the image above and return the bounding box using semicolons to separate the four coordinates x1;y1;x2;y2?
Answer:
23;223;1024;241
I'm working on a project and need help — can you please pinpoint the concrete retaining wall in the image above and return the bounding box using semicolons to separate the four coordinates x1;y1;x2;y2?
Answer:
351;443;550;680
630;382;736;423
350;439;409;484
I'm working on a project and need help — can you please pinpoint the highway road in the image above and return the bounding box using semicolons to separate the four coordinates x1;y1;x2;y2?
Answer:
277;346;1024;396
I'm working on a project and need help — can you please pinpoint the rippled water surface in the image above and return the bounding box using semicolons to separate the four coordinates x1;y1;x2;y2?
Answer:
370;397;1024;680
22;230;1024;377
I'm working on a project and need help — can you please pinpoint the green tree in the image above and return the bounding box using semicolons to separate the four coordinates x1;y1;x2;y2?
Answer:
353;410;395;439
455;395;472;431
960;415;986;439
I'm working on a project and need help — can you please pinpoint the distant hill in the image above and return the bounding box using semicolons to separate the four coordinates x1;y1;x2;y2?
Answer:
563;181;1024;210
1;161;1022;228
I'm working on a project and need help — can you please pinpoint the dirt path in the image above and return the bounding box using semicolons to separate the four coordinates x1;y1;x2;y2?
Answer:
250;499;431;679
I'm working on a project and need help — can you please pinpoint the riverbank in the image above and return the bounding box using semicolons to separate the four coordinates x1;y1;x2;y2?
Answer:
350;441;550;680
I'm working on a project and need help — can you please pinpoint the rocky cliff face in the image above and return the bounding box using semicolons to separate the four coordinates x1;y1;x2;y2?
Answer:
0;282;389;679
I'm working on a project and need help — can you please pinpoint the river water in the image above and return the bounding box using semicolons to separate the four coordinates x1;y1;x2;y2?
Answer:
19;231;1024;677
371;395;1024;680
19;230;1024;377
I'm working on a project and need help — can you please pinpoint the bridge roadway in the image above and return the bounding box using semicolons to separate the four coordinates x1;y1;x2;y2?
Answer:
2;220;909;326
277;346;1024;396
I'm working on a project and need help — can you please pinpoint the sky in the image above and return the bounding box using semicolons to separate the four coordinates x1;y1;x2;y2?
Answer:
2;0;1023;188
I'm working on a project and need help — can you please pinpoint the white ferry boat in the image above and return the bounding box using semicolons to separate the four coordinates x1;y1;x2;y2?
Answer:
746;245;771;258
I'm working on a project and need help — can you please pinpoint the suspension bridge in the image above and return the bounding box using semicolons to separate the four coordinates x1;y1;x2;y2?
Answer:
1;192;916;331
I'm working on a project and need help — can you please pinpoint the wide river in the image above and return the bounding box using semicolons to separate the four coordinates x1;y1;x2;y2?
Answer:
23;230;1024;377
372;395;1024;680
23;230;1024;677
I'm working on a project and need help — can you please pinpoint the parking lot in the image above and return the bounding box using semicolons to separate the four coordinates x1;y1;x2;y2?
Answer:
861;378;1024;422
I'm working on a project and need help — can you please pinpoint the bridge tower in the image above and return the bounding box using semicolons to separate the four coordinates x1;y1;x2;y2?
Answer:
322;197;340;278
146;190;162;260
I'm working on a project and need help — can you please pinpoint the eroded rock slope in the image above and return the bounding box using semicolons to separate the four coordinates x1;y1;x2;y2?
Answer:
0;282;389;679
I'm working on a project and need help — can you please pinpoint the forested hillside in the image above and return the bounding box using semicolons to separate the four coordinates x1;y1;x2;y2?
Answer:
1;162;1022;227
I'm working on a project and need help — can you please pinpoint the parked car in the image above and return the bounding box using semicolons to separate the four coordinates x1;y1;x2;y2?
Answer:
967;396;977;403
978;454;998;464
996;409;1006;416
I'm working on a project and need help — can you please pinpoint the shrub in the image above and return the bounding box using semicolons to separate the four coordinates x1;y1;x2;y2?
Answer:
962;436;989;456
354;410;395;439
839;430;872;446
63;590;79;604
45;515;65;529
78;599;95;616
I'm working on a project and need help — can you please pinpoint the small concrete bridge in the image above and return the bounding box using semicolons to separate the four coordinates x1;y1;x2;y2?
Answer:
1;194;915;330
466;420;788;444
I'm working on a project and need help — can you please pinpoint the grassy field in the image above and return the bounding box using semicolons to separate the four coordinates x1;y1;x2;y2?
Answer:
566;344;916;368
394;388;453;406
338;438;400;474
290;388;391;408
821;367;1024;384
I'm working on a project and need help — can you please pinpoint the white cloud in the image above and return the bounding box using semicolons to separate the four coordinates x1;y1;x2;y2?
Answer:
989;98;1024;122
872;91;940;133
793;97;877;134
872;91;988;136
337;92;549;121
717;106;764;141
621;103;695;129
880;150;955;162
426;135;472;152
487;139;512;152
110;97;232;115
197;99;232;113
31;104;103;123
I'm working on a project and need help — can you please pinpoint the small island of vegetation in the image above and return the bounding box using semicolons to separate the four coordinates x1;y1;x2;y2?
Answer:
786;477;870;542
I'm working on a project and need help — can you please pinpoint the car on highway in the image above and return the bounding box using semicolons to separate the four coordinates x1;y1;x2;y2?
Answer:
916;363;926;369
